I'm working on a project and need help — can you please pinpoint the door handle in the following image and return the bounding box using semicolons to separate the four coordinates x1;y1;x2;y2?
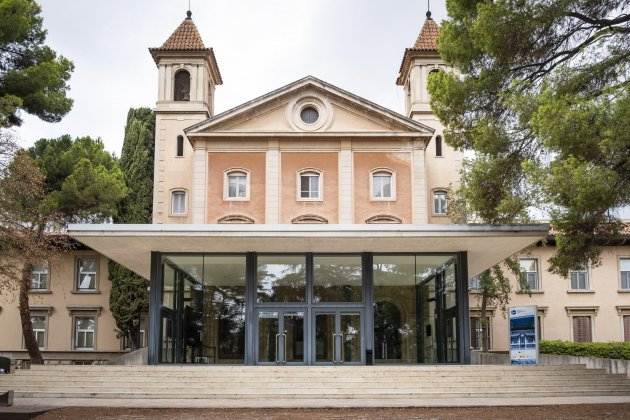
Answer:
282;332;287;364
333;333;343;364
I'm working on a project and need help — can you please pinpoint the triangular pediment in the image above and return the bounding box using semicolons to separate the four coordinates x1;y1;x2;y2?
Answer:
185;76;434;137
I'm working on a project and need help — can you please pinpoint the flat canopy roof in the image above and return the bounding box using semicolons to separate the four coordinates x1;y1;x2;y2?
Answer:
67;223;549;280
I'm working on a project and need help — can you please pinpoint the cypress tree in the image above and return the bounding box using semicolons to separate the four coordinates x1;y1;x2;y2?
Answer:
109;108;154;350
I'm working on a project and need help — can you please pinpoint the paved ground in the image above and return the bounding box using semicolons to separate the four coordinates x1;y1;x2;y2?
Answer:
30;404;630;420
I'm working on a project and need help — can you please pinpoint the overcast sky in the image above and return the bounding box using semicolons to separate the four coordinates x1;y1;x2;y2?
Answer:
12;0;446;154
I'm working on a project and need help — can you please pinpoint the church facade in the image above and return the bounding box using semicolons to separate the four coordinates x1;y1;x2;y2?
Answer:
67;11;546;365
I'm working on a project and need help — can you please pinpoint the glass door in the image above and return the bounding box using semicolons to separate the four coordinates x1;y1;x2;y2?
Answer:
257;310;305;365
313;309;362;365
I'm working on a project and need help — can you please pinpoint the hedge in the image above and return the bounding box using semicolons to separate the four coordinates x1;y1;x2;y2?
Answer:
540;340;630;360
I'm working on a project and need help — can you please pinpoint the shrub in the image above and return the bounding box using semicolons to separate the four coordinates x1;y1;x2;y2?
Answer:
540;340;630;360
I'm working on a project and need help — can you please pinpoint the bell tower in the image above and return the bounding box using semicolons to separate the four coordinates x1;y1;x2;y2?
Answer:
149;10;223;224
396;10;445;125
397;8;462;224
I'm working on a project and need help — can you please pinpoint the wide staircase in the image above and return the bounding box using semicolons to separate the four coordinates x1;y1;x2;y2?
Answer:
2;364;630;407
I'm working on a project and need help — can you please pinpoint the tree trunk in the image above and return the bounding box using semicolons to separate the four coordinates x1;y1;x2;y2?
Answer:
19;263;43;365
480;290;489;353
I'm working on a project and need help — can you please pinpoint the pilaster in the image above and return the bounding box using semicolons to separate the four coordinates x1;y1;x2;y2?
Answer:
191;143;208;224
412;140;428;224
338;140;354;224
265;140;280;223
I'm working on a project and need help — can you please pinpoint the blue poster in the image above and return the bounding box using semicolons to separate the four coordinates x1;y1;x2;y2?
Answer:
509;305;538;365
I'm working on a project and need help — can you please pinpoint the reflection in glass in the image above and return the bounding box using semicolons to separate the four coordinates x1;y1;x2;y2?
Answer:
313;255;362;303
159;255;246;364
315;313;335;362
341;313;361;362
373;255;457;364
258;312;278;363
257;255;306;303
284;312;304;362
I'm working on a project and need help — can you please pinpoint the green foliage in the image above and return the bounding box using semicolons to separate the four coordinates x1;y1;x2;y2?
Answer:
108;108;154;349
117;108;155;224
28;135;127;223
429;0;630;276
0;0;73;127
540;340;630;361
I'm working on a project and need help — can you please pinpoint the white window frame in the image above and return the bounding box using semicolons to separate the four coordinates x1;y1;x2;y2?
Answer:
519;258;540;291
170;189;188;216
75;256;98;292
29;314;48;350
370;169;396;201
223;169;250;201
569;265;590;291
30;263;49;291
433;190;448;216
619;257;630;291
73;315;97;351
296;169;323;201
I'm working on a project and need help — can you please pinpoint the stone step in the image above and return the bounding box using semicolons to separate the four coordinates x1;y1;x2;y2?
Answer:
27;365;590;371
4;384;630;394
10;389;630;400
4;377;625;386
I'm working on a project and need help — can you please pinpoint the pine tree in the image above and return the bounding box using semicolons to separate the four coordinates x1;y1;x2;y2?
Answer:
109;108;154;350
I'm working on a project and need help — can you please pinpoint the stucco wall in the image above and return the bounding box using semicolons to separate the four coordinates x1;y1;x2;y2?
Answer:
0;251;122;355
470;245;630;351
280;152;339;224
353;152;412;224
206;152;266;224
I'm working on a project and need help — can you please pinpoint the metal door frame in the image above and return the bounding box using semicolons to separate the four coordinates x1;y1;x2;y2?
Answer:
311;307;365;365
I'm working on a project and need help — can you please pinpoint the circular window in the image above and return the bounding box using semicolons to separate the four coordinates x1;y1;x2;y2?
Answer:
300;106;319;124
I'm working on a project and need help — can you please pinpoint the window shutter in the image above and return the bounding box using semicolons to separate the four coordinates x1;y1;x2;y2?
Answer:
624;316;630;342
573;316;592;343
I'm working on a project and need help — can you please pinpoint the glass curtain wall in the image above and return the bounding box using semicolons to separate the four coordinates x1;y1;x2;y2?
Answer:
373;255;458;364
160;255;247;364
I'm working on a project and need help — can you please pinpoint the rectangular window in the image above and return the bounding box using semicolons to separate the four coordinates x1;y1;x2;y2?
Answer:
433;191;447;215
570;267;589;290
468;276;481;291
31;263;49;290
171;191;186;214
470;316;491;350
299;172;320;199
31;315;47;350
620;258;630;290
519;258;539;290
176;136;184;157
74;316;96;349
372;171;393;199
313;255;362;303
227;172;248;199
624;315;630;342
572;316;592;343
257;255;306;303
76;257;97;291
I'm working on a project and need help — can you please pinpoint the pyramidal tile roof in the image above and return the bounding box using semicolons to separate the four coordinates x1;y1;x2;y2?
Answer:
412;12;439;51
157;11;206;51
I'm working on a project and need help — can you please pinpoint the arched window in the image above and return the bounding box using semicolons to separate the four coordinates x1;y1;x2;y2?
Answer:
365;215;402;224
433;190;448;215
291;214;328;224
224;169;249;200
370;169;395;200
435;135;443;157
298;169;322;200
171;190;187;215
174;70;191;101
217;215;255;224
176;135;184;157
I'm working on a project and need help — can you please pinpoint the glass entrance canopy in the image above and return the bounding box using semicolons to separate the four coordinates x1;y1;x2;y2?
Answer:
155;252;466;365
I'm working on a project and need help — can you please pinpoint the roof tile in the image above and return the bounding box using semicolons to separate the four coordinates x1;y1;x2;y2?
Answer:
413;13;439;51
157;15;206;51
